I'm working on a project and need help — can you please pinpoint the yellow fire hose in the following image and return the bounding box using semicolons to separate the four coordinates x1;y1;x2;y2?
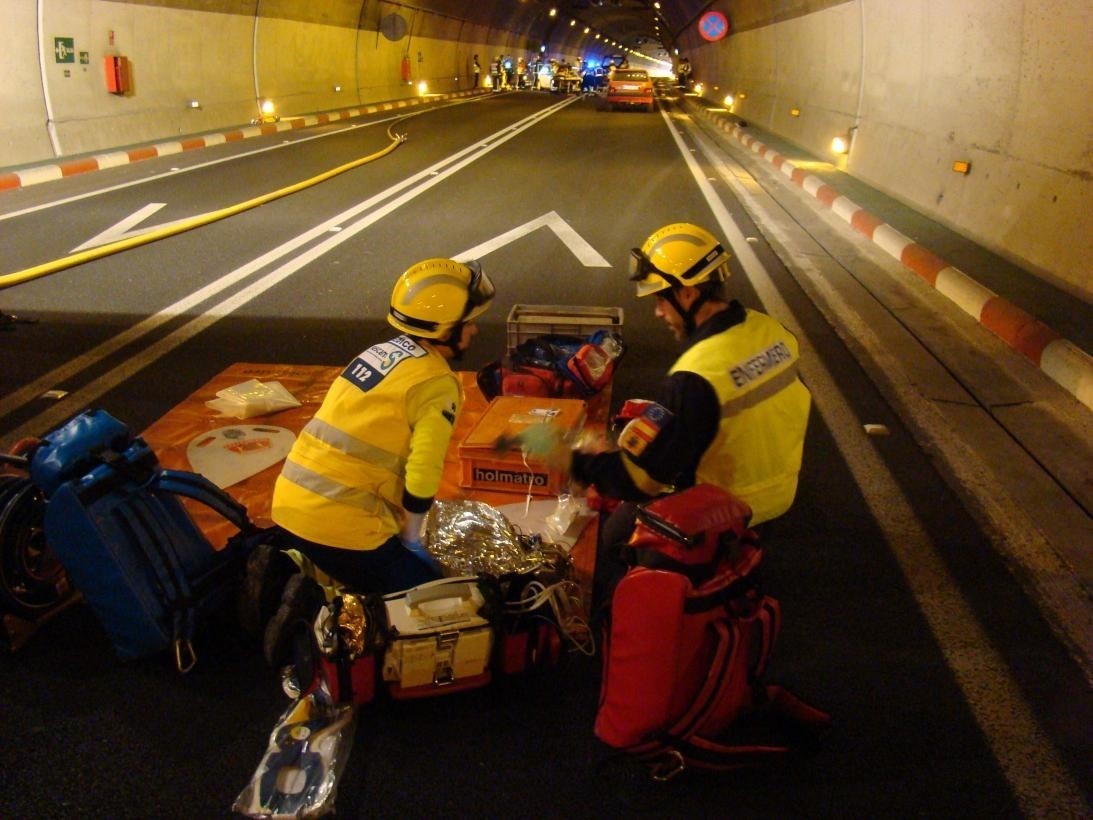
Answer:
0;123;407;290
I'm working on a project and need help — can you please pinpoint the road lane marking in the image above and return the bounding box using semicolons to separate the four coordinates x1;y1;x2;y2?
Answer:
453;211;610;267
69;203;191;252
662;109;1089;817
0;97;579;443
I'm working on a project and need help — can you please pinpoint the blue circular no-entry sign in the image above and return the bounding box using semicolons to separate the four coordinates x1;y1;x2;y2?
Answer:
699;11;729;42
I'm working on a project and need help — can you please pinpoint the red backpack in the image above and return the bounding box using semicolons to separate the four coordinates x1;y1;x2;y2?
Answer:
594;484;830;779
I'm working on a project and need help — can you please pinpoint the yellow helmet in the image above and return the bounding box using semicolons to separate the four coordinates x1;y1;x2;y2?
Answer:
388;258;495;339
628;223;731;298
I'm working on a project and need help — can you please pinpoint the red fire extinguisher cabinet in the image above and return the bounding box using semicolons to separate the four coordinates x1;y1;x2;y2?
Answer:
104;56;131;95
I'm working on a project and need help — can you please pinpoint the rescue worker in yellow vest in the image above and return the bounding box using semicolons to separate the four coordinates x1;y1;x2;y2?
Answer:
266;258;495;603
569;223;810;613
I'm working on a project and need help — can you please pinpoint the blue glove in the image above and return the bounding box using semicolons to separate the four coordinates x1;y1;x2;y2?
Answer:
400;537;444;573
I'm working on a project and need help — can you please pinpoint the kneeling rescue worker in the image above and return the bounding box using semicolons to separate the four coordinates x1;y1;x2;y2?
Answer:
258;258;495;665
569;223;811;615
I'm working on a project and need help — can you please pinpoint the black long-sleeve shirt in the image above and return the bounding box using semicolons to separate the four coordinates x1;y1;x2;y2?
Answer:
571;300;747;501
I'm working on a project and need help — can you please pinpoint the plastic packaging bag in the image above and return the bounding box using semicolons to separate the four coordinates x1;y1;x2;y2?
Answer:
233;693;358;819
545;492;580;542
205;379;301;419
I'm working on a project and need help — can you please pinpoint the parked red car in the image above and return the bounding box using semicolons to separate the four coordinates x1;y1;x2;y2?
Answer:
605;68;654;112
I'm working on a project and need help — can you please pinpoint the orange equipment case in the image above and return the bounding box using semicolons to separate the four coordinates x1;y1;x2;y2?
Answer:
457;396;586;497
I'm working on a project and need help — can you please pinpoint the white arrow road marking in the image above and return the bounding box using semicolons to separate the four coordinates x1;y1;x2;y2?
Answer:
453;211;610;267
70;203;199;252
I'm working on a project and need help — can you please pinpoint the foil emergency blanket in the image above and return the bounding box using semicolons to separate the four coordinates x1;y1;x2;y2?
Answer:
425;498;549;576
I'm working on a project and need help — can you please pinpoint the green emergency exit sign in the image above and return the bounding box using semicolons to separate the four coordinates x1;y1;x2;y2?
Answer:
54;37;75;63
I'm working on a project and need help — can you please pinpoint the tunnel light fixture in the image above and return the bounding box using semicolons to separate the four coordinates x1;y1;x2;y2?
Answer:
832;125;859;155
790;107;801;117
417;80;428;96
570;19;576;26
583;27;590;34
186;99;200;109
724;94;734;107
952;160;971;174
256;99;279;123
693;82;704;95
549;8;557;17
333;84;342;92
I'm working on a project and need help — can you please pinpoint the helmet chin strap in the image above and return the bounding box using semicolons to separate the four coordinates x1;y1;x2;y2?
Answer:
664;288;710;338
434;322;466;360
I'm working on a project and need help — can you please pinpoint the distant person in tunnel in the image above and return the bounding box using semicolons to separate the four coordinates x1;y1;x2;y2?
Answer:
568;223;811;615
503;55;515;89
677;56;692;90
258;258;495;665
473;54;481;87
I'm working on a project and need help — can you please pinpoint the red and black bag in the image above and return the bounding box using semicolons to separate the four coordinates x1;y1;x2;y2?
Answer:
476;331;625;401
295;572;576;706
595;484;829;779
293;590;387;706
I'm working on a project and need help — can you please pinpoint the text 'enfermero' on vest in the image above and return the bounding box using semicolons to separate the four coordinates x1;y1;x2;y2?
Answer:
729;341;793;388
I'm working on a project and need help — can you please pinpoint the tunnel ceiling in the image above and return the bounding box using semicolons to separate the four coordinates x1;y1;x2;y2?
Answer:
540;1;707;57
431;0;707;60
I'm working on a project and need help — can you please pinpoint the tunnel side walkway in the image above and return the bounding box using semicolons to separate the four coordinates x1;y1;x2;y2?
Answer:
679;95;1093;413
0;89;491;192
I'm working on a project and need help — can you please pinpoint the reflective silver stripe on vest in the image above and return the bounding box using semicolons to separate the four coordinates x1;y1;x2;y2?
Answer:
721;362;800;418
280;460;390;515
302;417;406;475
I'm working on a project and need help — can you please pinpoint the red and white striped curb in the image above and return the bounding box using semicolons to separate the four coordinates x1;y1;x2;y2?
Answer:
689;103;1092;411
0;90;486;193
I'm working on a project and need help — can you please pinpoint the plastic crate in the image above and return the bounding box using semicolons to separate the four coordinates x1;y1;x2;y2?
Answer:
506;304;624;354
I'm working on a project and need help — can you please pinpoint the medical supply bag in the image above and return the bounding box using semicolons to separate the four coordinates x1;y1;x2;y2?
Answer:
28;409;256;671
595;484;830;779
297;567;580;706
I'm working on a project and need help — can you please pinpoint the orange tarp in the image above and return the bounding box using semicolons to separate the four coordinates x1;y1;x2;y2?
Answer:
141;362;598;590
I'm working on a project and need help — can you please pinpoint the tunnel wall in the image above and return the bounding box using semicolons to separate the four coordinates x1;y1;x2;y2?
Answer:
683;0;1091;301
0;0;530;166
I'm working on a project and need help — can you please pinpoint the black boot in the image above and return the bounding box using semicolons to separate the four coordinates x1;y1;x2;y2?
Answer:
238;542;297;640
263;573;326;669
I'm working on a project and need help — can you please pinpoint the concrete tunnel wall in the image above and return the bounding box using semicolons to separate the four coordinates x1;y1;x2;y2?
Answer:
0;0;1088;302
684;0;1091;302
0;0;543;162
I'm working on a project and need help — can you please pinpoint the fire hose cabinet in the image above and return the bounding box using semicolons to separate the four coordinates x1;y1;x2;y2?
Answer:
104;56;131;95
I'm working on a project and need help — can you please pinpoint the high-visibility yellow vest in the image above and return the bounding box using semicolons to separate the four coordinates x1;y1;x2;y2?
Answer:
271;336;458;549
669;309;810;525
